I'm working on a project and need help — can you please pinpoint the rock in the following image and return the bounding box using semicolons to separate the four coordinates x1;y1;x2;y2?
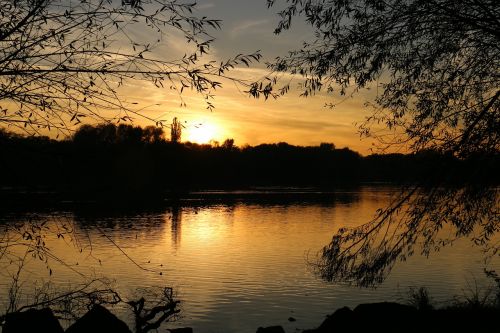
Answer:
287;316;296;322
3;308;64;333
168;328;194;333
302;306;354;333
354;302;418;332
317;306;354;332
65;304;132;333
304;301;500;333
305;303;419;333
256;326;286;333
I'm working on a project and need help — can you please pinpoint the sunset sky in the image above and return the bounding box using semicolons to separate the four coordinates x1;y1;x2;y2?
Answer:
124;0;379;154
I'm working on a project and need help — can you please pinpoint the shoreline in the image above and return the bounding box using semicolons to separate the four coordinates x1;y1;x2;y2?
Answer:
4;299;499;333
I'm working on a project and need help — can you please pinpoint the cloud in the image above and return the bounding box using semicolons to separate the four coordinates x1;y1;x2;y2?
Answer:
196;3;216;10
230;19;270;38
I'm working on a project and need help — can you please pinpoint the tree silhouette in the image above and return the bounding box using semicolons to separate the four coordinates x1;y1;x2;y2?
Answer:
221;138;235;151
264;0;500;285
0;0;261;135
170;117;182;143
8;125;464;194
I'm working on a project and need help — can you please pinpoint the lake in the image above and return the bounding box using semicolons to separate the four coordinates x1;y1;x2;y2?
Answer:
0;187;498;332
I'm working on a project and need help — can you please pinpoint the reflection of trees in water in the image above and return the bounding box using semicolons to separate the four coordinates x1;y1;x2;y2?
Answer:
170;206;182;249
316;185;500;287
184;189;362;208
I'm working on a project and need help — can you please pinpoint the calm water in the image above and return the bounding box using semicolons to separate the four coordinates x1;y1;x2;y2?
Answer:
1;187;498;332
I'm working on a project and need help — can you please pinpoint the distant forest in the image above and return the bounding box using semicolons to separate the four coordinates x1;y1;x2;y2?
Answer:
1;124;498;200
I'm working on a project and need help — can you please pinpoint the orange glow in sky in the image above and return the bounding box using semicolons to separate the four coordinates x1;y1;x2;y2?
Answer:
186;122;220;144
120;0;381;154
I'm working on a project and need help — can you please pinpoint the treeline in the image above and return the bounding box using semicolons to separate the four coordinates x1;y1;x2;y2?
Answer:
0;124;497;199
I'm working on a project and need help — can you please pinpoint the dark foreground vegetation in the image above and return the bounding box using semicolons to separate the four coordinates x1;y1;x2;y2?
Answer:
4;284;500;333
1;124;498;202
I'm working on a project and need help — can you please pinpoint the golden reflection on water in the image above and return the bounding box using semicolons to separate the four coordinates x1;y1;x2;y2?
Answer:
0;187;498;332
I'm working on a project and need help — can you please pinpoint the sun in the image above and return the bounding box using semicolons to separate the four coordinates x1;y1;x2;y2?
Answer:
187;122;218;144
